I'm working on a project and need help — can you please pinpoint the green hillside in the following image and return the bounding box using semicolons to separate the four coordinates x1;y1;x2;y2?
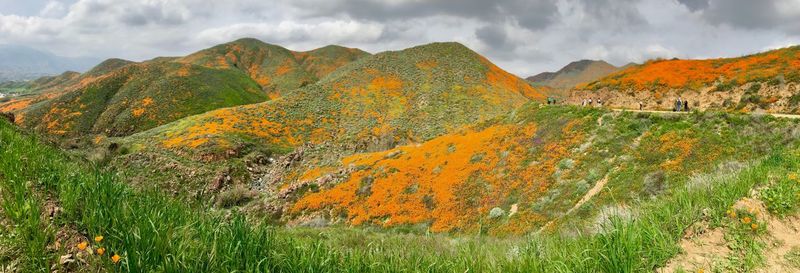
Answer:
177;38;370;98
3;108;800;272
17;61;267;137
129;42;544;158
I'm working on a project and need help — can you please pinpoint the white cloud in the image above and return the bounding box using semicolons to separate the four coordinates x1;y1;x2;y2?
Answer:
39;1;66;18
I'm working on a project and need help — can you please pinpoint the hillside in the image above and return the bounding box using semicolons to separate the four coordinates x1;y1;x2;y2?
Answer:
114;42;543;200
527;60;619;89
16;61;266;137
571;46;800;112
288;104;800;234
177;38;370;98
5;106;800;272
132;42;542;154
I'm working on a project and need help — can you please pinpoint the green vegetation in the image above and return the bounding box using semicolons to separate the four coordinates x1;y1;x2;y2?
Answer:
178;38;370;96
761;174;800;216
4;107;800;272
19;61;268;137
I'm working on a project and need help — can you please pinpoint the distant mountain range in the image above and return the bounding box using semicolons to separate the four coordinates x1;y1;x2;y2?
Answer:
527;60;634;89
0;45;98;82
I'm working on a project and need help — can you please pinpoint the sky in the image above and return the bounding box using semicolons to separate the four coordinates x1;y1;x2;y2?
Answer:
0;0;799;77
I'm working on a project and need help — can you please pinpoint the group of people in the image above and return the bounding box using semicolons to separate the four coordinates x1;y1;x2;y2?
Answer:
546;97;558;105
673;97;690;112
580;98;603;107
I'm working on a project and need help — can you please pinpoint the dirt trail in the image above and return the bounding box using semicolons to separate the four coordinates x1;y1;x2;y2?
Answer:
605;107;800;119
538;167;614;233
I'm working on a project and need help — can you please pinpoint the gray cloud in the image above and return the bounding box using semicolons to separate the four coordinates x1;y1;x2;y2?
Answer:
476;24;513;51
287;0;559;31
676;0;709;11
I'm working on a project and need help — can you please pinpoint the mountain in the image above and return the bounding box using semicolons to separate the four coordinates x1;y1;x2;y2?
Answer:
527;60;619;89
0;44;97;82
16;61;267;137
176;38;370;98
571;46;800;112
586;46;800;90
131;42;544;157
4;39;371;137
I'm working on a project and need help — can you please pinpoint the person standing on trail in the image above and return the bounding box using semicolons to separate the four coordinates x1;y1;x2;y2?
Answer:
597;98;603;107
639;101;643;111
684;100;689;112
675;97;683;112
588;98;593;106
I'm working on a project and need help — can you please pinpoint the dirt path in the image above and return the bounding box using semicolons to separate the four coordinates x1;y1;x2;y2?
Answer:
538;167;615;233
605;108;800;119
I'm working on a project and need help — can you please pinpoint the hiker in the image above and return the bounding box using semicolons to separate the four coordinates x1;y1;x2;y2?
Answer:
582;99;586;107
684;100;689;112
638;101;643;111
674;97;682;112
588;98;593;106
597;98;603;107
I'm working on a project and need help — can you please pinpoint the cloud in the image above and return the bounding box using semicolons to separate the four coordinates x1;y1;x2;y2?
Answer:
475;24;513;51
676;0;709;11
286;0;559;31
196;20;384;46
39;1;66;18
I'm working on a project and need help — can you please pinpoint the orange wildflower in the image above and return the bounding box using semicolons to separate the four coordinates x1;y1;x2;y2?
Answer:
77;241;88;251
742;216;752;224
111;254;121;264
750;223;759;230
96;247;106;255
95;235;104;243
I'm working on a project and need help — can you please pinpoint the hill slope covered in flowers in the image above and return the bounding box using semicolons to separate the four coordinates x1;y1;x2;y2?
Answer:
131;42;544;157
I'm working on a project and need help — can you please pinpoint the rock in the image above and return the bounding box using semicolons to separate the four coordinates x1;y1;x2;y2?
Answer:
489;207;506;219
59;254;74;265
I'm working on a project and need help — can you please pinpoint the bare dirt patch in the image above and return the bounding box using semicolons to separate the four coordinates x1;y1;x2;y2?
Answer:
660;225;729;272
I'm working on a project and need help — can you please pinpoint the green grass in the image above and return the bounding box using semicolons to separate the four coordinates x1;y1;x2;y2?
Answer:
3;117;799;272
761;175;800;216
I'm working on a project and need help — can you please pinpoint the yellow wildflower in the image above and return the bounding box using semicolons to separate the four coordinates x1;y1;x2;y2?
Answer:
77;241;88;251
742;216;752;224
96;247;106;255
750;223;759;230
95;235;104;243
111;254;121;264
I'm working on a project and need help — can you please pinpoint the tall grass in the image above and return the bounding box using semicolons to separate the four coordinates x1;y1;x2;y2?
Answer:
1;119;796;272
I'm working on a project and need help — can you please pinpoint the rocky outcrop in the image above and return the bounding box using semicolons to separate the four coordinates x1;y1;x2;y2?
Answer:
568;82;800;113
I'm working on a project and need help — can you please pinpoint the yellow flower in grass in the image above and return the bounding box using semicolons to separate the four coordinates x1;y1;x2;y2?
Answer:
77;241;88;251
96;247;106;255
788;172;798;181
750;223;759;230
95;235;104;243
111;254;121;264
742;216;752;224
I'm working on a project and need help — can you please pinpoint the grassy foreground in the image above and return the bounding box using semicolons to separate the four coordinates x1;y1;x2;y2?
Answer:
1;118;798;272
